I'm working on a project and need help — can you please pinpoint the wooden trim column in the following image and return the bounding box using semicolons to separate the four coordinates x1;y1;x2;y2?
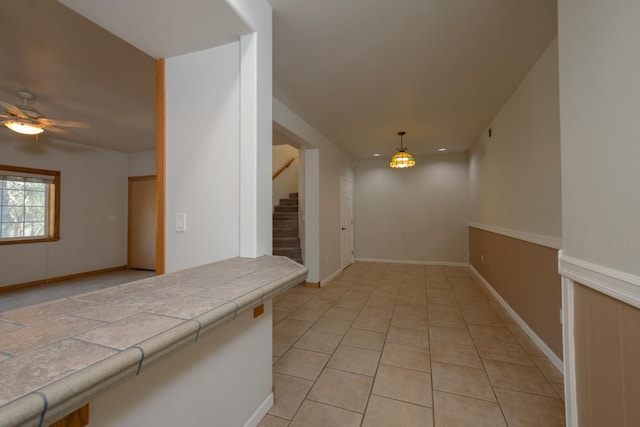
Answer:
155;59;166;275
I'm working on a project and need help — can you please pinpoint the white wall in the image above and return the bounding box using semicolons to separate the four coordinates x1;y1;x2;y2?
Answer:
558;2;640;276
273;99;354;283
272;144;298;208
165;43;241;273
127;150;156;177
231;0;273;259
469;38;561;241
0;136;128;286
91;302;273;427
319;143;355;280
355;153;469;264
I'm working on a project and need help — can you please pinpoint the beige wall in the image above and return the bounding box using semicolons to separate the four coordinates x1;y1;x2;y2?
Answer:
574;283;640;426
272;143;298;208
470;227;562;358
467;38;562;359
559;0;640;277
355;152;469;264
0;136;129;287
469;38;561;239
318;140;355;280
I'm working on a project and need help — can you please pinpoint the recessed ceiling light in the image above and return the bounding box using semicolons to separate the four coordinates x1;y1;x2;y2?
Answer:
372;153;381;157
437;148;447;152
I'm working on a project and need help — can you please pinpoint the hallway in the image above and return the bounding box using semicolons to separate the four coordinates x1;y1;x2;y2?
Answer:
261;262;565;426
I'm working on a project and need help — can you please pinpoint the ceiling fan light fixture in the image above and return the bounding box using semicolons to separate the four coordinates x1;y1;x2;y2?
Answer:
389;131;416;169
4;120;44;135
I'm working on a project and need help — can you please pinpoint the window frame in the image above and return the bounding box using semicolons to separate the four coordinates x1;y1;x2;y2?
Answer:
0;164;61;245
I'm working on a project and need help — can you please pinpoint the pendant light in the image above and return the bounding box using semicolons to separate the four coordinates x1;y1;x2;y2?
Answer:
389;131;416;169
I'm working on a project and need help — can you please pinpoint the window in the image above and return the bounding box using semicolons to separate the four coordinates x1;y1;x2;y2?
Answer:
0;165;60;244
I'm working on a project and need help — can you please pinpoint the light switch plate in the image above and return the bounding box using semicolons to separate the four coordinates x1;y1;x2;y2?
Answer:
176;213;186;232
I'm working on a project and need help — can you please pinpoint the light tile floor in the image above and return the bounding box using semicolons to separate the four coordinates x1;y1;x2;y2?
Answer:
0;263;566;426
260;262;565;427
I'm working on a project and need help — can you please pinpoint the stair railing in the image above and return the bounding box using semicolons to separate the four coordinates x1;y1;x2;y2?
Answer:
272;157;296;180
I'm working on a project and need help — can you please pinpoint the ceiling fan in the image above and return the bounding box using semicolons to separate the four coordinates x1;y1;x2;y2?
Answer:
0;90;89;137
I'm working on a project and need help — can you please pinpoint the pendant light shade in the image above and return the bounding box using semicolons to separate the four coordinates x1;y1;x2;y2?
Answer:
389;131;415;169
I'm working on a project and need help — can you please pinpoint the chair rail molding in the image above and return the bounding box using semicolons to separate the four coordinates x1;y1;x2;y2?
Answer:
558;250;640;309
468;222;562;250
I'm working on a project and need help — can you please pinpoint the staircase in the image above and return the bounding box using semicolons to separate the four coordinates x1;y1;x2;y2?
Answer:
273;193;303;264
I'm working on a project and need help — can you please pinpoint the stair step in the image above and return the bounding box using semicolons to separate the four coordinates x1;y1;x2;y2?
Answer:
274;229;298;238
273;192;301;265
273;219;298;229
279;198;298;206
273;212;298;220
274;237;300;246
274;205;298;213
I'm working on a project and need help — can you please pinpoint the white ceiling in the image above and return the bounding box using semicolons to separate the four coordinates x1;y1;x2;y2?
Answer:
1;1;557;158
0;0;156;153
58;0;252;59
269;0;557;159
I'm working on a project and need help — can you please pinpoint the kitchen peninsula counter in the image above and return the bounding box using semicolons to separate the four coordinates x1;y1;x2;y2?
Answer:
0;256;308;427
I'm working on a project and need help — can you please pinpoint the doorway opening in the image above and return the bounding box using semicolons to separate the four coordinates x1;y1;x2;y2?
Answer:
128;176;157;271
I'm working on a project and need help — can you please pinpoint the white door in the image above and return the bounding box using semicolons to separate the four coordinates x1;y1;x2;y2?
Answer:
340;177;354;270
128;176;157;270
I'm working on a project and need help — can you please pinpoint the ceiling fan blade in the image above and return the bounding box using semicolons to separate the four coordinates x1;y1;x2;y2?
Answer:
0;101;29;119
37;118;90;128
42;124;75;136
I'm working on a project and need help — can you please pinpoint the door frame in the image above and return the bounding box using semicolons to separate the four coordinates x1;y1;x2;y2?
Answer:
340;177;354;271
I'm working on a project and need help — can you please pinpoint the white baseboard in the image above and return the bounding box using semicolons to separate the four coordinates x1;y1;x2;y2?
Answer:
469;265;564;373
355;257;468;267
243;392;274;427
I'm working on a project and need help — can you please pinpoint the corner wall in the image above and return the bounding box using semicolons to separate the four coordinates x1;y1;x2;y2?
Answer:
0;137;128;287
273;99;354;284
165;43;241;272
468;38;562;360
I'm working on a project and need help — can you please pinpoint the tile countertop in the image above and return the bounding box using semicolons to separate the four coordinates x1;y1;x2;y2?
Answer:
0;256;308;427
